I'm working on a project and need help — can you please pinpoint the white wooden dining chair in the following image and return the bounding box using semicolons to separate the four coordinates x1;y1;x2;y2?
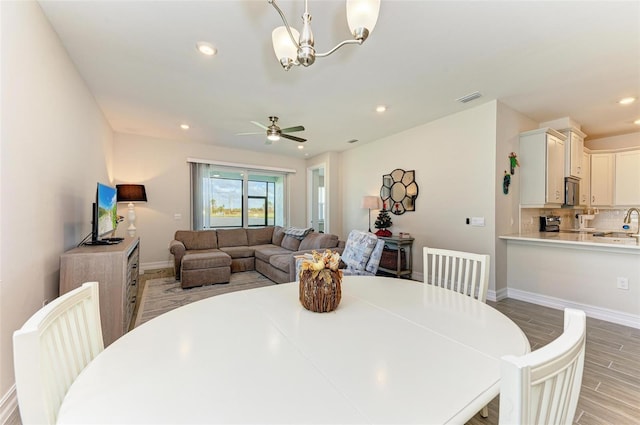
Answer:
499;308;586;425
13;281;104;425
423;246;491;417
423;247;490;302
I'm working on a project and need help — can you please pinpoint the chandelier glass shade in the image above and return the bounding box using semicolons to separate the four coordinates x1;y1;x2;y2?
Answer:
269;0;380;70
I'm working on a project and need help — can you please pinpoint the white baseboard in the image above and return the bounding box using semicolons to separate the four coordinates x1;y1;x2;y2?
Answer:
1;385;19;425
140;260;173;274
487;287;509;302
506;288;640;329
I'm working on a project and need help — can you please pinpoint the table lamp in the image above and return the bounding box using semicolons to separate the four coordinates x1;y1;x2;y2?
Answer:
361;195;380;233
116;184;147;237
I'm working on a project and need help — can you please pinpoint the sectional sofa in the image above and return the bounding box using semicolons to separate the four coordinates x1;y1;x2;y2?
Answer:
169;226;344;288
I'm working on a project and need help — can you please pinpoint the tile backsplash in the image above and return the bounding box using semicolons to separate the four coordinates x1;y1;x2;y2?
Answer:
520;208;639;233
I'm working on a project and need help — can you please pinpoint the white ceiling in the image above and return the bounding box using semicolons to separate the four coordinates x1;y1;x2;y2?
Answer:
39;0;640;158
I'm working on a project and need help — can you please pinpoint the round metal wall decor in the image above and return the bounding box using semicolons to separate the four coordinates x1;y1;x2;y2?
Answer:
380;169;418;215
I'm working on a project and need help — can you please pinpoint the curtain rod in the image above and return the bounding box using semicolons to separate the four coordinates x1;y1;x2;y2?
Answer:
187;157;297;174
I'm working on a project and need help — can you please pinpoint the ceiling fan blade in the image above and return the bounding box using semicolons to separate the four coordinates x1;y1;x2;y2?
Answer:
281;134;307;143
250;121;269;130
281;125;305;133
236;131;263;136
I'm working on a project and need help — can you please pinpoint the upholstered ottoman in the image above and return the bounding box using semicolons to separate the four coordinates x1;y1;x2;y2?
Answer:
180;251;232;289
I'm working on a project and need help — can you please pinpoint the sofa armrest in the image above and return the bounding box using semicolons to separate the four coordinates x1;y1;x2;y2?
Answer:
169;240;186;279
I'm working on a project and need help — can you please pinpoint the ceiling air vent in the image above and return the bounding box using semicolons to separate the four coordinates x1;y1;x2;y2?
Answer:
456;91;482;104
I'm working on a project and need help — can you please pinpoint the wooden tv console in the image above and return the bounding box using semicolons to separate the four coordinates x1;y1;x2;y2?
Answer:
60;236;140;346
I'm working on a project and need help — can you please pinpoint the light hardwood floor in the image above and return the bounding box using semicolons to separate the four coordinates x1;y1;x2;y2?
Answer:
467;298;640;425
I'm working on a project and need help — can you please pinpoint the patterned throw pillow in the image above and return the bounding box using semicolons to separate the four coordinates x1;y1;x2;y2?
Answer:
341;230;378;271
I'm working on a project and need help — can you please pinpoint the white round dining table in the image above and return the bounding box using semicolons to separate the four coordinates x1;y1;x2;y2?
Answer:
57;276;530;424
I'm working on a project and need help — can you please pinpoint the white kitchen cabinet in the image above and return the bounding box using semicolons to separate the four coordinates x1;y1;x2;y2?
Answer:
590;153;614;206
614;150;640;205
519;128;567;207
560;128;586;179
580;151;590;206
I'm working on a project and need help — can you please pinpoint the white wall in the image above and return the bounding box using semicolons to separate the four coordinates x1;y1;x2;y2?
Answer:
0;0;113;409
112;133;309;268
585;132;640;150
341;101;499;283
495;102;538;296
506;241;639;327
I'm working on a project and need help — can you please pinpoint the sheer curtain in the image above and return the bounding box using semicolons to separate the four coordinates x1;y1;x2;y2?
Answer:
191;162;215;230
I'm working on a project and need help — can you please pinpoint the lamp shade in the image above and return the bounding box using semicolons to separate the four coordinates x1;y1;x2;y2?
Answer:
272;26;300;62
116;184;147;203
346;0;381;35
361;195;380;209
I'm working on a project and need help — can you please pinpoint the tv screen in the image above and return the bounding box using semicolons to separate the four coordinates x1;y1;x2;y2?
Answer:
95;183;118;240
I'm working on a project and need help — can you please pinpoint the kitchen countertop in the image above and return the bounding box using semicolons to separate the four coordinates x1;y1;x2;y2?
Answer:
500;231;640;251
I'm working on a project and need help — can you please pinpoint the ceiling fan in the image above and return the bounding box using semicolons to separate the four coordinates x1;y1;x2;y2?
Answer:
237;116;306;144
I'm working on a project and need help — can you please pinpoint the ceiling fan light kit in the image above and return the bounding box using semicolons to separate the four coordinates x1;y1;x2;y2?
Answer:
239;116;307;144
268;0;381;70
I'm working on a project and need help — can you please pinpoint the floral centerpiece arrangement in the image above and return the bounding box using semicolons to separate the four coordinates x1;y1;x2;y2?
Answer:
299;249;342;313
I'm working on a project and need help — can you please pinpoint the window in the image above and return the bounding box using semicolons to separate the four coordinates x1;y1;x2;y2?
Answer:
190;162;288;229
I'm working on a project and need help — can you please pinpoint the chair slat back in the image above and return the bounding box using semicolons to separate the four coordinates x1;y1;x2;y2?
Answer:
423;247;490;302
499;308;586;425
13;282;104;425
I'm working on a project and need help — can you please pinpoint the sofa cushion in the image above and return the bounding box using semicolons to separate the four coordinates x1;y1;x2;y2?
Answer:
219;246;255;259
175;230;217;250
253;245;291;263
216;228;248;247
247;227;274;246
341;230;378;271
269;254;292;274
281;235;302;251
299;233;339;251
272;226;285;246
181;251;231;270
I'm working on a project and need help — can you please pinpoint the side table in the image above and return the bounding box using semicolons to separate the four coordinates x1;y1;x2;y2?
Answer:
377;235;414;279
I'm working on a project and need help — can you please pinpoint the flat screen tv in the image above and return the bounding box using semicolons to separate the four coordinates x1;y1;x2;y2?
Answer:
91;183;118;244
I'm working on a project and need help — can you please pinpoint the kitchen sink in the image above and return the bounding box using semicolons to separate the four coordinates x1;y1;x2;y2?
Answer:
591;231;639;245
592;231;637;238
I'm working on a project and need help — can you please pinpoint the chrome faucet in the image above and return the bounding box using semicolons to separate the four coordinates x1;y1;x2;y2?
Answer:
623;207;640;235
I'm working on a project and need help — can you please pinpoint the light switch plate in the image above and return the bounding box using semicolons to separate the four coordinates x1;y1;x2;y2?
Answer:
471;217;485;227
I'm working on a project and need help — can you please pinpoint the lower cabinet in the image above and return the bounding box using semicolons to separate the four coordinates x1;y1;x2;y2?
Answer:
60;237;140;346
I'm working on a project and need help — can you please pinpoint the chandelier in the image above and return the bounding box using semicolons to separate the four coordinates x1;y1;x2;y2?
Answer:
269;0;381;70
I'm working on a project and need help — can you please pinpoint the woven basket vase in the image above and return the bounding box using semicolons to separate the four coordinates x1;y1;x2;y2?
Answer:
299;269;342;313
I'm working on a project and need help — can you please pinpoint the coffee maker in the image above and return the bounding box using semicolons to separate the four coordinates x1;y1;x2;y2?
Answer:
540;215;561;232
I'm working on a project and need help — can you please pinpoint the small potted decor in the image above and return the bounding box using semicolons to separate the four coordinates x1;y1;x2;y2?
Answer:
374;204;393;237
299;250;342;313
509;152;519;175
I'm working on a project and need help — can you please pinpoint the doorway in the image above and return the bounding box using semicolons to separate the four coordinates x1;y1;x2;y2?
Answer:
307;164;327;233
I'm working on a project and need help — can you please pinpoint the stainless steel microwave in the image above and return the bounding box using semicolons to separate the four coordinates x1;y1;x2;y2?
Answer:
564;177;579;207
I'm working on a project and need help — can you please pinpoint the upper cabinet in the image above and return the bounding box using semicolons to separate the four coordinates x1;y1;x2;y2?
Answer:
519;128;567;207
580;151;591;206
559;128;586;179
614;150;640;205
590;153;614;206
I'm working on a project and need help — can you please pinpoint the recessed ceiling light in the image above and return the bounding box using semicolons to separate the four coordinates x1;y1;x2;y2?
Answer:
196;41;217;56
619;97;635;105
376;105;387;113
634;119;640;125
298;145;304;150
180;124;190;130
